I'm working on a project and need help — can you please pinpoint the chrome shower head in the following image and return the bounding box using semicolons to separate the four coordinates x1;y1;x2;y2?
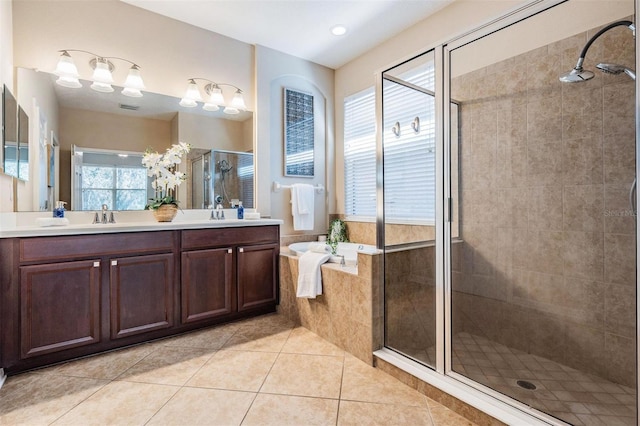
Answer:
559;20;635;83
596;63;636;80
559;66;595;83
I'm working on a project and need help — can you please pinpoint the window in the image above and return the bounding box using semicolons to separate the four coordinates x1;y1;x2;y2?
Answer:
73;146;152;211
344;88;377;218
343;64;436;223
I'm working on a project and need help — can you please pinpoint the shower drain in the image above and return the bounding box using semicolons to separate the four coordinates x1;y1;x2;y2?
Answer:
516;380;537;390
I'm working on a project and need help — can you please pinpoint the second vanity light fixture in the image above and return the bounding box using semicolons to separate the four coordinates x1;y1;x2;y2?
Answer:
54;49;146;97
179;78;247;114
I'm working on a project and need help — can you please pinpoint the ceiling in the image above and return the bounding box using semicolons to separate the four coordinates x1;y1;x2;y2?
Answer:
121;0;454;69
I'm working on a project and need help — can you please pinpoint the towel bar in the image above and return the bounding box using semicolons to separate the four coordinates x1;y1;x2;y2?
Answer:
272;181;324;193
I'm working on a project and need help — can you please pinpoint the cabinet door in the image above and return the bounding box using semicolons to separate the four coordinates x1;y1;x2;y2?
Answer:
181;248;234;323
237;243;278;312
20;260;101;358
110;253;174;339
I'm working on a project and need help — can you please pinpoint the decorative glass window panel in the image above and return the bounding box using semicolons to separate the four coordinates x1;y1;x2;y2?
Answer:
284;88;314;177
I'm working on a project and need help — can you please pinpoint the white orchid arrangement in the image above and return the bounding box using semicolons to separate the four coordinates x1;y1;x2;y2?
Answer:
142;142;191;210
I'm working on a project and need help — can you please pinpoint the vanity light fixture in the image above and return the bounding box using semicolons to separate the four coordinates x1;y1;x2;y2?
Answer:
54;50;145;97
179;78;247;115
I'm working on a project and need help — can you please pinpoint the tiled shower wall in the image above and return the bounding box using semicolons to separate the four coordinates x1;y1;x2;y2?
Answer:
451;20;636;386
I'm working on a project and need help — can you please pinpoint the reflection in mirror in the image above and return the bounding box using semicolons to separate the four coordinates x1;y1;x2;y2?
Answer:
18;106;29;181
3;85;17;177
71;145;152;211
16;68;253;211
189;149;254;209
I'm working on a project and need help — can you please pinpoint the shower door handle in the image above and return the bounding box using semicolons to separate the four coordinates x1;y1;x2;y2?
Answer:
630;178;637;216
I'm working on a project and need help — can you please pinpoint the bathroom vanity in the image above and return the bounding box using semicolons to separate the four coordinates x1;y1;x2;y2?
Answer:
0;219;280;374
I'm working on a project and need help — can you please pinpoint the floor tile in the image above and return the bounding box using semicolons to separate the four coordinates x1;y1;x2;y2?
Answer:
341;355;428;407
242;393;339;426
46;343;158;380
187;349;279;391
0;374;107;425
281;327;345;357
337;400;434;426
52;380;178;425
162;322;240;350
116;346;213;386
147;387;256;426
260;353;343;399
223;328;291;352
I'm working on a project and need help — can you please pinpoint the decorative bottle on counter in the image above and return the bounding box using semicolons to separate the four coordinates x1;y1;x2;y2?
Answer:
237;201;244;219
53;201;66;218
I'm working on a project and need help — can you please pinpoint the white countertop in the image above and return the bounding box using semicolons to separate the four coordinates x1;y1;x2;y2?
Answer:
0;209;282;238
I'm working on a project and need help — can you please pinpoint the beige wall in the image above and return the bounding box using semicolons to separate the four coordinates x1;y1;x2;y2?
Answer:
58;107;172;204
255;45;334;234
177;112;250;152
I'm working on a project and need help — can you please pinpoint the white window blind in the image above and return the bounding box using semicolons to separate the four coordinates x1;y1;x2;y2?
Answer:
344;88;377;218
343;65;436;222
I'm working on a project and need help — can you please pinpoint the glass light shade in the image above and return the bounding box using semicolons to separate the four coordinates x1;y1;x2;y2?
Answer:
91;59;114;84
182;80;202;103
209;85;225;105
223;106;240;115
230;90;247;110
123;66;145;90
56;75;82;89
179;98;198;108
90;81;114;93
54;52;79;78
121;87;143;97
203;102;220;112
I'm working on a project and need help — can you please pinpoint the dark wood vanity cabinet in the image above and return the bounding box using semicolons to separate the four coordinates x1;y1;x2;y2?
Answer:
0;224;279;374
19;259;101;359
237;243;279;312
181;247;235;323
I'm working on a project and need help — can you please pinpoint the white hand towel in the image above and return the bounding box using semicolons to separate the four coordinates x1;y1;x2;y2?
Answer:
296;251;331;299
291;183;315;231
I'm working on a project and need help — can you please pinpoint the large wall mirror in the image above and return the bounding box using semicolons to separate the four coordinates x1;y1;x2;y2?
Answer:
16;68;254;211
3;85;18;178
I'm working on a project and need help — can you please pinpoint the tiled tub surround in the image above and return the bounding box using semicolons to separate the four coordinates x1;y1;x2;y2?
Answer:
448;17;637;424
278;249;383;365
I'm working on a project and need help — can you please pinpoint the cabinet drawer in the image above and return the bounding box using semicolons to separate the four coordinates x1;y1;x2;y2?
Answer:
182;226;279;250
20;231;176;263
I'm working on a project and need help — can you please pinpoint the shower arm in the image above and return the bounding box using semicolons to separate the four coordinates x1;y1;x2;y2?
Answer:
571;20;635;71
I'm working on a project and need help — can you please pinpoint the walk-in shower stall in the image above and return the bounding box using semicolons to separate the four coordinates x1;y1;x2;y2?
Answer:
378;1;637;424
190;149;254;209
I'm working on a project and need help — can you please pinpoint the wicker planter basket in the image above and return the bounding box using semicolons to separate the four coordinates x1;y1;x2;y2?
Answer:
152;204;178;222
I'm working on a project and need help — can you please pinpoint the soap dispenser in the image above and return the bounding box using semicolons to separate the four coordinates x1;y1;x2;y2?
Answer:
237;201;244;219
53;201;66;218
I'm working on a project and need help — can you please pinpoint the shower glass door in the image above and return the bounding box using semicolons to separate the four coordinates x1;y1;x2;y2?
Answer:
448;1;637;424
382;50;439;369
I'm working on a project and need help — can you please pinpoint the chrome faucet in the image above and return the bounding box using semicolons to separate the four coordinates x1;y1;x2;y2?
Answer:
97;204;115;224
101;204;108;224
210;203;225;220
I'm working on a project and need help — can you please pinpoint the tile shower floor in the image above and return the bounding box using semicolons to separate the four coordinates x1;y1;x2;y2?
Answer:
452;332;636;426
0;314;476;426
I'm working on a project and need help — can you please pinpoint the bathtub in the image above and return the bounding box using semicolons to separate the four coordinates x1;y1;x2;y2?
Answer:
288;241;377;265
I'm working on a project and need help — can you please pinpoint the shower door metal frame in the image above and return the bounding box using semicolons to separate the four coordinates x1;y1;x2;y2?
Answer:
373;0;631;425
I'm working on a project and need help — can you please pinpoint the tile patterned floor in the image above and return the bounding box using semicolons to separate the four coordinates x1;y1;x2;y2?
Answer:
452;332;636;426
0;314;476;426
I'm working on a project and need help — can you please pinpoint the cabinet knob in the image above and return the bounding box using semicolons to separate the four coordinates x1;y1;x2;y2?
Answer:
227;248;233;254
93;261;100;268
239;247;244;253
111;260;118;266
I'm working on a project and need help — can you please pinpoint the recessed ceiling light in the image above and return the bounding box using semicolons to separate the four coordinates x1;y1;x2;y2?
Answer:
331;25;347;36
